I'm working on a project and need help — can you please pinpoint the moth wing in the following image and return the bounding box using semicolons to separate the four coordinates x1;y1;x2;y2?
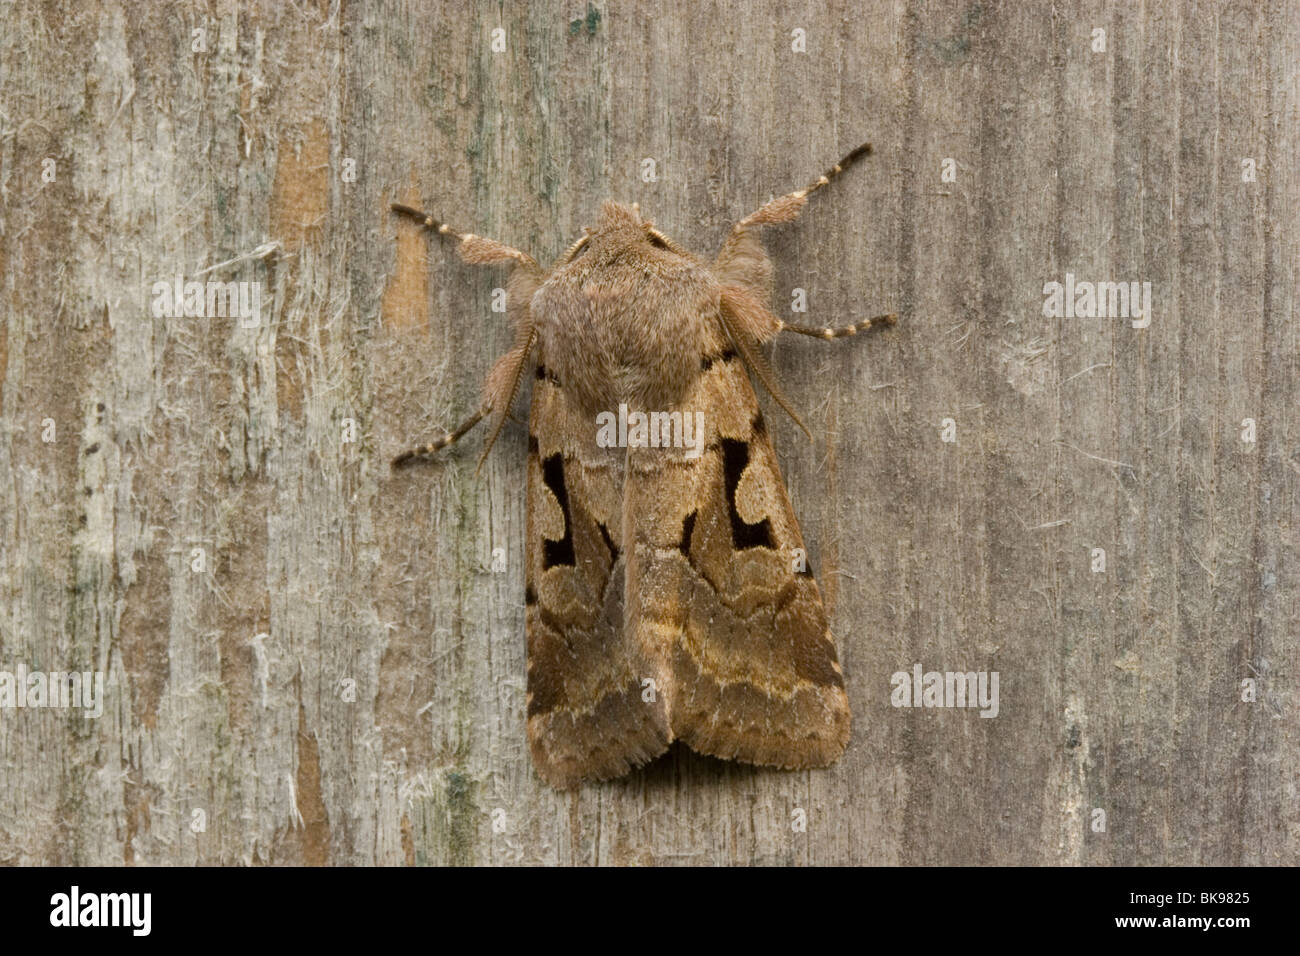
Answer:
525;365;671;788
625;355;851;770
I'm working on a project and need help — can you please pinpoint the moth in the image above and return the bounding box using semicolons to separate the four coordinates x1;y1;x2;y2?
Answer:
392;144;895;788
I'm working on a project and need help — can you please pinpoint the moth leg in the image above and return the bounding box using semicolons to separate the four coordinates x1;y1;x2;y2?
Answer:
715;142;879;291
391;203;541;271
714;143;893;441
792;141;876;202
391;405;488;468
734;142;875;229
390;199;545;472
781;311;897;339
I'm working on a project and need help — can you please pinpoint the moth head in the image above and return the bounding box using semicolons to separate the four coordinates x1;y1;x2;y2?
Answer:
558;201;688;265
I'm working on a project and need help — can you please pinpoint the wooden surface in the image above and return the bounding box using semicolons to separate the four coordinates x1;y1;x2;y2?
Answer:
0;0;1296;865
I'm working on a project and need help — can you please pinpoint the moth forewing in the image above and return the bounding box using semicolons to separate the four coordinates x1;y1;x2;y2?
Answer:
524;369;670;788
623;359;851;771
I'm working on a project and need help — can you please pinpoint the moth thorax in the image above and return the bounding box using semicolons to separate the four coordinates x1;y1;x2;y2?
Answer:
612;361;695;412
539;326;701;414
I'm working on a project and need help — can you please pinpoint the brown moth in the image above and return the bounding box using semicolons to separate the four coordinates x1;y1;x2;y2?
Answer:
392;144;895;788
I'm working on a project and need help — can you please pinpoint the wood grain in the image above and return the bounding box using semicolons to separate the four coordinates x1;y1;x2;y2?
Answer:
0;0;1295;865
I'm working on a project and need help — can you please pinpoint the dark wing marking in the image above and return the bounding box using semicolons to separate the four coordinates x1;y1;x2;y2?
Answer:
525;367;671;788
624;351;850;771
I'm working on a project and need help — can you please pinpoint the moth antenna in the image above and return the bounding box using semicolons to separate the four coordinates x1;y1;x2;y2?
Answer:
558;234;589;264
391;203;541;272
782;312;897;339
719;284;782;344
476;324;538;475
719;297;811;440
391;406;488;468
646;226;691;257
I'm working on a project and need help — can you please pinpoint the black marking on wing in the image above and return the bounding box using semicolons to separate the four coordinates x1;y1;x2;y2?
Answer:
701;347;738;372
678;510;697;557
721;439;776;550
541;453;576;569
597;521;619;567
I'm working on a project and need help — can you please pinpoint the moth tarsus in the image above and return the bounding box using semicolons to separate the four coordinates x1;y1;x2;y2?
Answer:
782;311;898;339
390;405;488;468
393;143;895;788
809;141;874;195
390;202;444;234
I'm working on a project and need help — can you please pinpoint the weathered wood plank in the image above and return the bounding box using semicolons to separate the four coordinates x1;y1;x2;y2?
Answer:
0;0;1294;865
